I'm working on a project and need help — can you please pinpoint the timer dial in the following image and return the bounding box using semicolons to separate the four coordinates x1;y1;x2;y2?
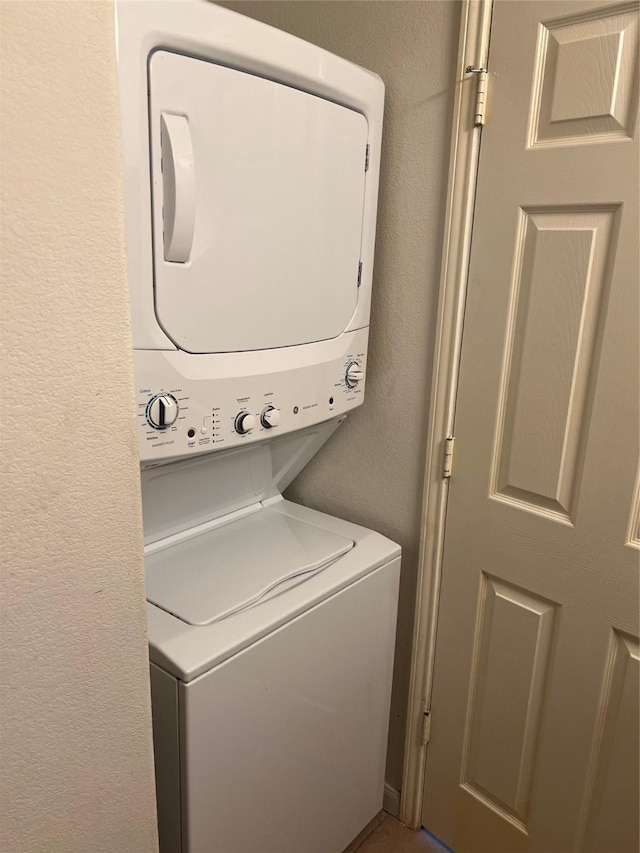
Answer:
235;411;256;435
345;362;364;389
147;394;179;429
261;406;280;429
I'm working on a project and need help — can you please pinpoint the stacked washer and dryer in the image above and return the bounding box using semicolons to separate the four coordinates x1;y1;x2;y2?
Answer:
117;3;400;852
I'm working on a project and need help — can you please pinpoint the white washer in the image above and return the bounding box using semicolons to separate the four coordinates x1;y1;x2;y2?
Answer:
141;422;400;853
149;519;399;853
116;3;399;851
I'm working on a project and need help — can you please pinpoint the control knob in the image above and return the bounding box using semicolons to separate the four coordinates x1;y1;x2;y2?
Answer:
261;406;280;429
235;411;256;435
345;362;364;389
147;394;179;429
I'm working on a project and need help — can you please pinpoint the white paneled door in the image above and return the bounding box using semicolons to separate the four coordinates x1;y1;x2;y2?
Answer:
422;2;639;852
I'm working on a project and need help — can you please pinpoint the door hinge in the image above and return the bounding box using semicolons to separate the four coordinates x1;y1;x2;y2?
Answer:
357;261;363;287
421;708;432;745
365;144;370;172
443;436;455;478
465;66;489;127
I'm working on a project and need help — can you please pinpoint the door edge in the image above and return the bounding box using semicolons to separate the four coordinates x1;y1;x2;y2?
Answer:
399;0;493;830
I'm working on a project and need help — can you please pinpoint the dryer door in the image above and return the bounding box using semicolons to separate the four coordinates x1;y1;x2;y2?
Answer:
148;51;368;354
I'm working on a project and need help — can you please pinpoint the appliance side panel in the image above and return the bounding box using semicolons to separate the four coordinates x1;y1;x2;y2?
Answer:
150;663;182;853
181;558;401;853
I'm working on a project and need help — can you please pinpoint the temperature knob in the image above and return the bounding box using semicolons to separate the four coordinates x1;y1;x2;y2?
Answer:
235;411;256;435
345;362;364;389
260;406;280;429
147;394;179;429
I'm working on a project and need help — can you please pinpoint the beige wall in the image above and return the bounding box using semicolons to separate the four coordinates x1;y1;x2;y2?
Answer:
219;0;461;792
0;3;158;850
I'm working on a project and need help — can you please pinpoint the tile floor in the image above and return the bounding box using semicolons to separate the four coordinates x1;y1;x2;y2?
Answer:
345;812;449;853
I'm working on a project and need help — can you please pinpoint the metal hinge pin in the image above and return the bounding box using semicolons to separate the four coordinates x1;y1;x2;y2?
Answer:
422;709;432;745
465;65;493;127
443;436;455;479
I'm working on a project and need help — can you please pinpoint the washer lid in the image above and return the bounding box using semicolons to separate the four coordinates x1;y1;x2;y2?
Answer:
145;507;354;626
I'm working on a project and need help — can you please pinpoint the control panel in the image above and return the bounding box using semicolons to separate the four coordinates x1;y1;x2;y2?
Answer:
135;328;368;463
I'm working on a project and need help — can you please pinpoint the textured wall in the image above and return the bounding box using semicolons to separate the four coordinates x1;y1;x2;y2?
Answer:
218;0;461;792
0;3;158;850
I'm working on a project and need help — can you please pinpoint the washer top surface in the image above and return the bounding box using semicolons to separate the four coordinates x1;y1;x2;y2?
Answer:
145;506;354;626
145;499;401;682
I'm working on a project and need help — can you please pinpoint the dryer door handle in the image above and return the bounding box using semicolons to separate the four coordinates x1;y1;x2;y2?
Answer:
160;113;196;263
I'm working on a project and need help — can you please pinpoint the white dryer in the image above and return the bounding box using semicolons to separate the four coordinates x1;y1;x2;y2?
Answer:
116;3;400;852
